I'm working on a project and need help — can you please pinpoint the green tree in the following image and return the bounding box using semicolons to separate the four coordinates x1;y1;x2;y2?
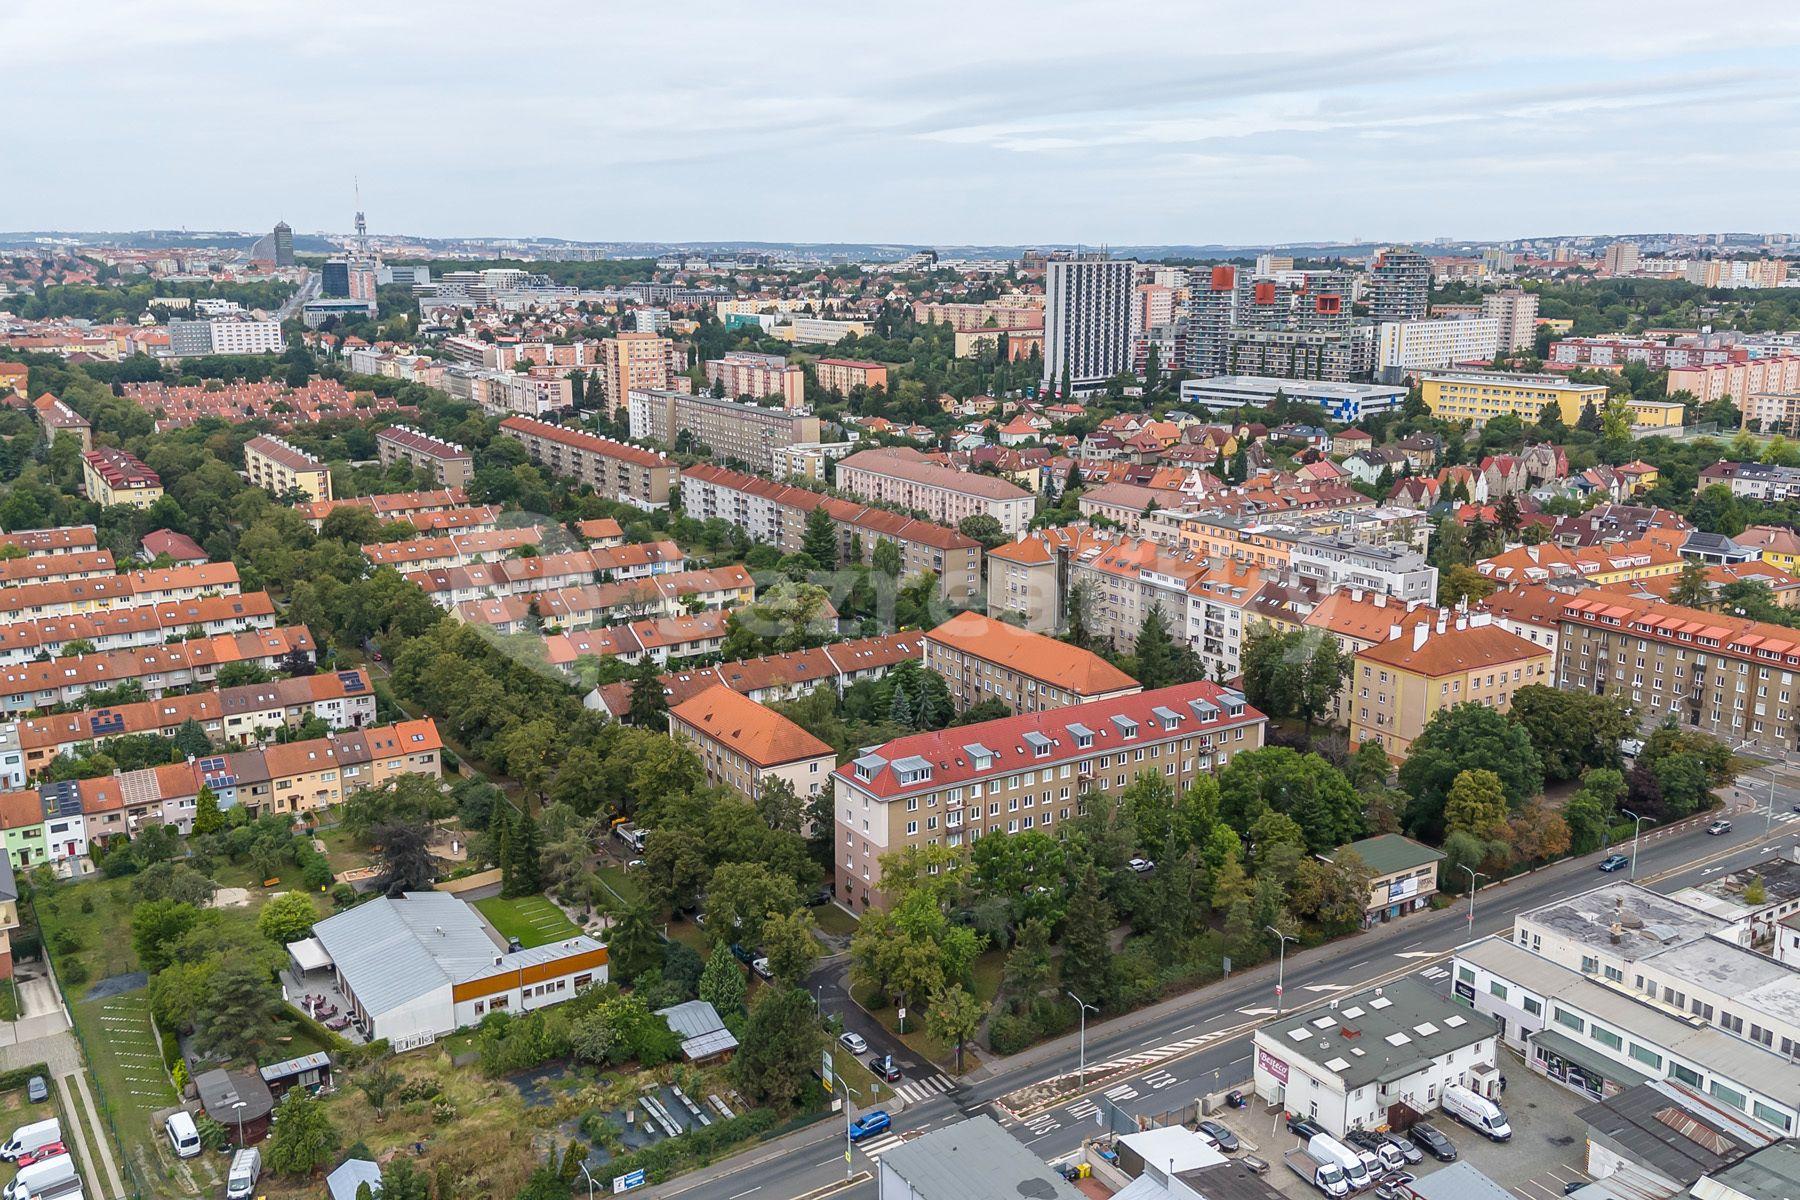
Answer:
871;538;902;578
606;902;663;985
1138;830;1199;960
264;1088;338;1177
1239;627;1348;730
257;891;318;945
1000;917;1053;1012
131;899;200;975
190;783;225;835
755;775;803;834
731;985;822;1108
699;940;747;1015
1444;769;1511;840
502;805;543;898
957;514;1008;550
705;862;799;950
760;907;820;989
1565;767;1624;854
198;958;281;1061
1670;558;1712;608
174;718;213;759
924;983;984;1072
1508;687;1636;783
1059;864;1114;1007
1290;850;1373;934
802;506;840;568
1217;747;1364;853
1132;605;1182;689
1399;704;1543;842
625;656;668;728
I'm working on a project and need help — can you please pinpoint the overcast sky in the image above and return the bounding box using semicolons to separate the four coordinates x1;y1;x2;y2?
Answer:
8;1;1800;247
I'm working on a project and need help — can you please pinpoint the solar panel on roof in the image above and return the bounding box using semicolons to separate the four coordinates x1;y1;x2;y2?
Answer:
338;671;367;693
89;712;125;736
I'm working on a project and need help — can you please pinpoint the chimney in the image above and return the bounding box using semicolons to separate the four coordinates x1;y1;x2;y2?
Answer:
1374;594;1387;608
1472;612;1492;628
1351;588;1365;603
1389;624;1403;641
1454;615;1467;631
1412;623;1430;651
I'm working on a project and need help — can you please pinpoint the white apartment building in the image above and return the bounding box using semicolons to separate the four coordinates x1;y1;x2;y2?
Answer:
1376;317;1502;378
1043;257;1137;395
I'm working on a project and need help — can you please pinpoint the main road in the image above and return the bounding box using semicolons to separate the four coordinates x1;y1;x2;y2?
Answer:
651;785;1800;1200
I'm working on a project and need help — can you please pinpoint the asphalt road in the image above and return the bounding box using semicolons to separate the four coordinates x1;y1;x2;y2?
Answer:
650;787;1800;1200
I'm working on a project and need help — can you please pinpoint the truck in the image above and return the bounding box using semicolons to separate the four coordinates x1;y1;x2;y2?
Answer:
1309;1133;1374;1191
1284;1148;1350;1197
13;1181;80;1200
4;1152;77;1200
225;1147;261;1200
1442;1084;1512;1142
0;1120;61;1163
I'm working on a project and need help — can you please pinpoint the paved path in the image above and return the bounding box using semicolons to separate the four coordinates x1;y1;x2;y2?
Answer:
66;1067;127;1200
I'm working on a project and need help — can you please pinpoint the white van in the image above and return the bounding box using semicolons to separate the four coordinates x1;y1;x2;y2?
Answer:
1442;1084;1512;1142
4;1152;76;1200
1308;1133;1372;1190
1;1119;61;1162
226;1146;261;1199
165;1111;202;1159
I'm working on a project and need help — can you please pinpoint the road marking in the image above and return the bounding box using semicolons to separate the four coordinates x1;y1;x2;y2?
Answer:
1171;1023;1196;1034
1145;1070;1178;1090
1303;984;1351;993
1394;951;1438;959
1067;1101;1099;1119
1418;967;1450;981
729;1188;761;1198
1104;1084;1139;1101
856;1133;908;1161
1237;1006;1278;1016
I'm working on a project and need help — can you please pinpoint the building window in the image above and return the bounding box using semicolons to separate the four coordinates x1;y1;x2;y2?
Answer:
1553;1007;1585;1033
1709;1081;1747;1111
1670;1063;1702;1088
1752;1101;1791;1132
1591;1025;1622;1052
1628;1044;1661;1070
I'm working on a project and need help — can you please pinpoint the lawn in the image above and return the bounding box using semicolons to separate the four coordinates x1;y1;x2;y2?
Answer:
70;990;178;1190
475;895;581;948
593;863;645;906
809;902;859;938
970;948;1004;1007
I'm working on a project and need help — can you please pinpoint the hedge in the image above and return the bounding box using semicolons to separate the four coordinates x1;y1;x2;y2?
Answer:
0;1064;50;1093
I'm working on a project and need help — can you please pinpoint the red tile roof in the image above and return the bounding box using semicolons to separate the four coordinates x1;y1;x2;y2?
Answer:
925;612;1139;696
670;684;834;768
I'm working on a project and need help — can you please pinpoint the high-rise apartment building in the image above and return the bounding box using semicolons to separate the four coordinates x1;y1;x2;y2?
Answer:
626;389;821;473
703;351;805;409
321;259;350;298
1181;265;1239;376
1480;288;1539;352
1369;248;1431;324
597;332;675;415
272;221;294;268
1601;242;1641;275
1042;255;1136;396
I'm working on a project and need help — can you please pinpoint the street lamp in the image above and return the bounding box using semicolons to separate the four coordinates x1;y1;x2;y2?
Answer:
837;1075;862;1179
1621;808;1650;878
1458;865;1481;932
577;1163;598;1200
1067;990;1099;1087
230;1100;246;1148
1265;926;1297;1016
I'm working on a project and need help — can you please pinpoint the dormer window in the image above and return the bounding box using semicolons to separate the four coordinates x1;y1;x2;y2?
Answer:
1111;715;1138;739
852;752;887;782
1152;706;1182;732
1068;722;1094;750
1023;732;1053;759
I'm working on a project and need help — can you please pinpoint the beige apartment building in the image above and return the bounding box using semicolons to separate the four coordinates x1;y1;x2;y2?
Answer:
812;358;890;394
243;435;333;503
377;425;474;489
679;463;984;602
703;352;805;408
626;388;821;473
597;332;676;414
667;684;836;804
923;611;1140;714
1349;613;1553;760
833;681;1265;911
1557;593;1800;756
984;526;1119;634
836;449;1035;537
912;301;1045;331
81;447;163;510
499;416;678;508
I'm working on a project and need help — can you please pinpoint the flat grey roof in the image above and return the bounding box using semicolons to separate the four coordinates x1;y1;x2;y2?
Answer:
1257;976;1496;1090
1679;855;1800;911
1644;936;1800;1027
1456;937;1800;1099
1517;881;1724;960
1401;1162;1515;1200
1700;1141;1800;1200
1182;375;1407;399
878;1115;1086;1200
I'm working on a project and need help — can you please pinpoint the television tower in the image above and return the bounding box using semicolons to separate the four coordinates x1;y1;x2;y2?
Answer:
353;177;368;256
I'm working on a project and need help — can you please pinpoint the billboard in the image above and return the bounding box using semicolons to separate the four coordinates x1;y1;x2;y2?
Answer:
1257;1047;1289;1084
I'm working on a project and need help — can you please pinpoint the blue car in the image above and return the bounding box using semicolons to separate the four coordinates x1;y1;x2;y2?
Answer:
849;1111;892;1142
1598;854;1630;873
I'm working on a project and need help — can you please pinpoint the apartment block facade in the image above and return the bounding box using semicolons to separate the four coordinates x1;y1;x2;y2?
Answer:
836;449;1035;536
498;416;678;508
922;612;1140;714
1422;372;1611;427
377;425;474;489
1350;614;1553;760
81;447;163;509
626;388;821;473
833;682;1265;910
703;352;805;409
597;332;677;414
243;435;333;503
811;358;890;394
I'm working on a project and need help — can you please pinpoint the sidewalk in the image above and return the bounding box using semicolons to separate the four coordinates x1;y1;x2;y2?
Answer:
643;1112;846;1200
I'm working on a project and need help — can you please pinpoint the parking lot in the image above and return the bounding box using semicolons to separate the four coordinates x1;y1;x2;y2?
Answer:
1183;1059;1593;1200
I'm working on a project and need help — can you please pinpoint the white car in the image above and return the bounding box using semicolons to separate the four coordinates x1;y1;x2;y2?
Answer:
752;957;773;980
1129;858;1155;873
839;1032;869;1055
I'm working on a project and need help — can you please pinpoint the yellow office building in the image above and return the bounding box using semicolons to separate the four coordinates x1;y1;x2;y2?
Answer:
1421;372;1610;428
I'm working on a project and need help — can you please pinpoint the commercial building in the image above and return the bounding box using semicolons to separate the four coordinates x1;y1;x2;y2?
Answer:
1370;248;1431;323
1350;613;1553;760
243;435;332;502
1251;977;1500;1136
296;891;607;1047
499;416;678;509
81;447;163;509
923;612;1140;714
167;318;284;357
836;449;1034;537
1421;371;1611;427
376;425;474;489
812;358;890;394
1376;317;1501;378
597;332;677;415
667;684;836;804
1557;592;1800;755
1576;1080;1780;1200
1289;534;1437;603
271;221;294;267
1328;833;1445;927
834;682;1264;910
703;351;804;408
878;1116;1087;1200
1177;375;1406;422
1043;256;1137;395
1452;935;1799;1134
626;388;821;473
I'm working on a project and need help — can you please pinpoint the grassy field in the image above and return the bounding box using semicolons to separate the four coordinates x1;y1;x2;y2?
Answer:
474;895;581;948
593;863;645;906
70;991;176;1188
810;902;859;938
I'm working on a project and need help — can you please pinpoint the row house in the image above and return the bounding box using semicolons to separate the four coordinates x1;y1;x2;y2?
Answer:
587;632;923;718
0;591;277;667
513;566;755;631
592;540;686;581
0;526;98;556
0;561;240;623
545;610;734;669
12;669;376;776
834;682;1266;911
361;528;544;573
295;489;470;531
0;626;315;714
407;550;623;610
0;549;116;589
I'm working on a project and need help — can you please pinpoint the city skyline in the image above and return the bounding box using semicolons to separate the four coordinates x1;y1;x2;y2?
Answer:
9;1;1800;246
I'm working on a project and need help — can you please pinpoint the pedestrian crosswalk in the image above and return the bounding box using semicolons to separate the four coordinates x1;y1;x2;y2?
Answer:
1418;966;1451;982
892;1073;956;1104
856;1133;908;1161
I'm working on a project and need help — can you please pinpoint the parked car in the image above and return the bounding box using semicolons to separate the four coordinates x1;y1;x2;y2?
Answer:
1195;1120;1239;1152
751;957;773;980
839;1032;869;1055
165;1110;202;1159
1344;1130;1405;1173
1564;1183;1590;1195
1128;858;1155;873
1409;1123;1456;1162
848;1111;891;1142
1376;1131;1424;1165
1374;1174;1416;1200
870;1054;902;1082
1598;854;1631;873
23;1078;45;1104
1287;1115;1326;1139
1708;819;1732;835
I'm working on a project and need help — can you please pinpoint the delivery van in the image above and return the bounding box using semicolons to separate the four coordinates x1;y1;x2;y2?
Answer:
1442;1084;1512;1142
226;1146;261;1199
165;1111;202;1159
1;1120;61;1162
1308;1133;1372;1190
4;1152;76;1200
